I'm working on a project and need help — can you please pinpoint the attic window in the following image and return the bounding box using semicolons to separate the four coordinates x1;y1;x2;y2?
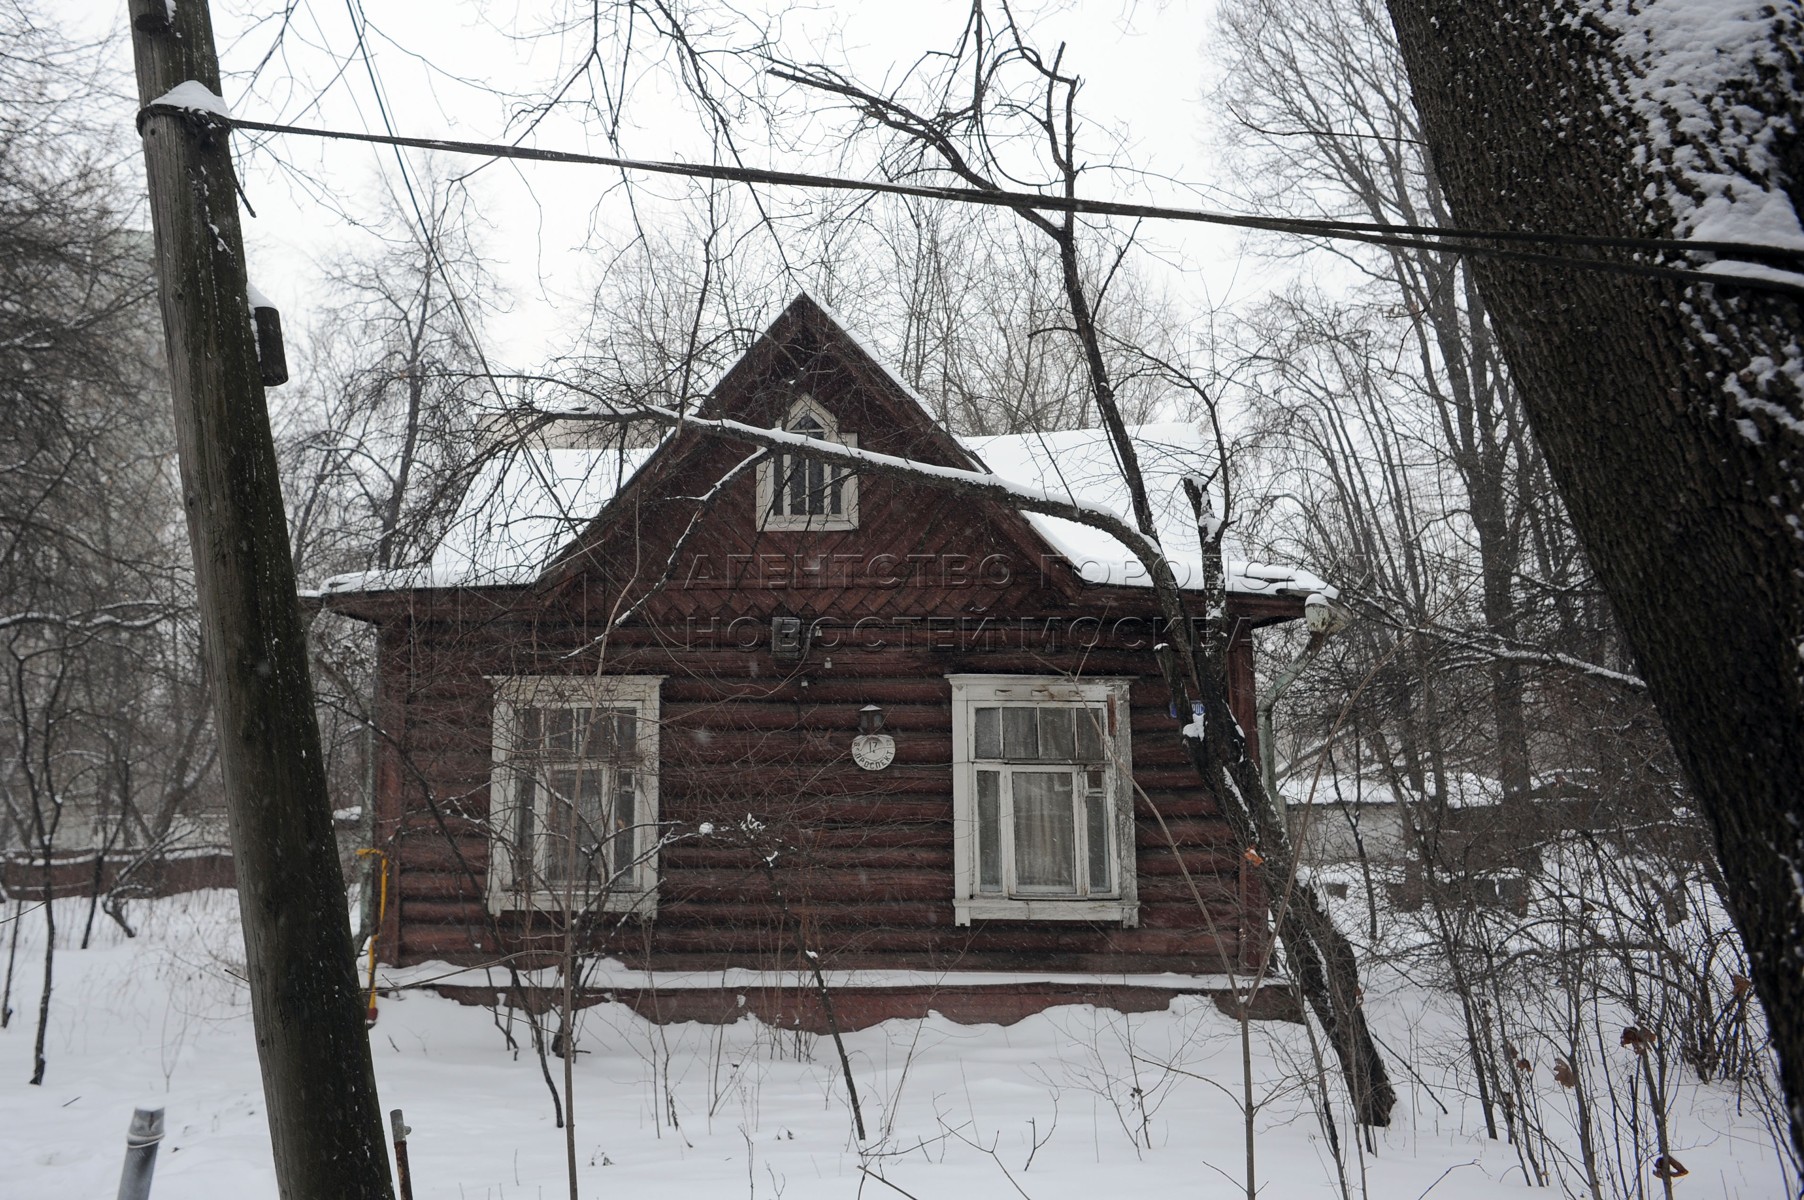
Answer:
757;397;858;531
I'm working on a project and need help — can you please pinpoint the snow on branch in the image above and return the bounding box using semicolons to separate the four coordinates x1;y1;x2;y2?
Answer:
1378;611;1647;692
0;604;175;636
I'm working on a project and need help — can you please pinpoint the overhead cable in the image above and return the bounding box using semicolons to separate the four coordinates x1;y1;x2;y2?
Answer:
146;105;1804;301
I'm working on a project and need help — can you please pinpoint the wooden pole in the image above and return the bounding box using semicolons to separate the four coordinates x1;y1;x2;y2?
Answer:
125;2;394;1196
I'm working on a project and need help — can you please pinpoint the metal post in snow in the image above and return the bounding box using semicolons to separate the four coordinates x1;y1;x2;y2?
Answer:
390;1109;413;1200
116;1107;165;1200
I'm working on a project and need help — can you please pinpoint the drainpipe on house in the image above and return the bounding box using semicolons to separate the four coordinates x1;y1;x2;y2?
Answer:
1256;593;1353;800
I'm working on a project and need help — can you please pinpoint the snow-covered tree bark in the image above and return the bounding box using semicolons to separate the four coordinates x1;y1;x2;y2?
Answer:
1384;0;1804;1151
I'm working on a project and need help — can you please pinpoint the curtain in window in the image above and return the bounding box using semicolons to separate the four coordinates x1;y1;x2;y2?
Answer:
1011;771;1078;890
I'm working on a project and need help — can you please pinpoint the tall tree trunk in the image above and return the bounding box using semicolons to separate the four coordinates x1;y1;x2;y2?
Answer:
79;849;103;951
1384;0;1804;1153
30;855;53;1085
1176;487;1398;1126
1470;467;1533;811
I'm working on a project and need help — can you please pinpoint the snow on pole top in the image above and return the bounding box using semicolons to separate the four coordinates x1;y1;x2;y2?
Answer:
149;81;232;121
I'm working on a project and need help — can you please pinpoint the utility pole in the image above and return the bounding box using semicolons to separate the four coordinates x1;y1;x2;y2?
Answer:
127;2;395;1196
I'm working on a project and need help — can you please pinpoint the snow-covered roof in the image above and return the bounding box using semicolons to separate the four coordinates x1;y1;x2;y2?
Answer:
315;424;1327;600
1280;769;1599;810
963;423;1330;597
315;444;660;596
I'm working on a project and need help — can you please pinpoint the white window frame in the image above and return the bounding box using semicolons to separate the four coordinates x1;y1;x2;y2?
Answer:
487;674;663;916
756;396;859;531
948;674;1139;926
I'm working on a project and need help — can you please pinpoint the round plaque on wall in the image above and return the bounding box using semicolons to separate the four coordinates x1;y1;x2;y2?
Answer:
851;733;896;771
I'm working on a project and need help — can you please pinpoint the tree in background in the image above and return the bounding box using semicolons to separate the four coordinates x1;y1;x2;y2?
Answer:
282;176;498;580
276;173;501;948
0;4;207;1082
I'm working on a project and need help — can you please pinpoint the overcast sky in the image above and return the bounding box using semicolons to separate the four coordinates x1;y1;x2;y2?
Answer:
70;0;1286;371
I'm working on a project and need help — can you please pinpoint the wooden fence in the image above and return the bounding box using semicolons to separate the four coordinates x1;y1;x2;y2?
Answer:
0;848;235;901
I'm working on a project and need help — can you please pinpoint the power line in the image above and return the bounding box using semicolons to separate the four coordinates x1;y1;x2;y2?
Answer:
158;104;1804;301
338;0;508;412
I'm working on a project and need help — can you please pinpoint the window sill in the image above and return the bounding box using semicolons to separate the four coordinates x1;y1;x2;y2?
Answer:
955;898;1139;927
756;515;859;532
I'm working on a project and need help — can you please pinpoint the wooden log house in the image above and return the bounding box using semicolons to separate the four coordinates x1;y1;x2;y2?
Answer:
315;293;1329;1029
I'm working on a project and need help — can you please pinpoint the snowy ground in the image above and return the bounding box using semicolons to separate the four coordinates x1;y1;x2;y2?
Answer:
0;891;1789;1199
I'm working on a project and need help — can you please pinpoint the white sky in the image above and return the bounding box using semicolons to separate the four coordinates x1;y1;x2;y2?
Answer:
68;0;1292;371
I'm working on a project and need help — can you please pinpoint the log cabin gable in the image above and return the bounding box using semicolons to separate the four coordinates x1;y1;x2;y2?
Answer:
538;292;1093;624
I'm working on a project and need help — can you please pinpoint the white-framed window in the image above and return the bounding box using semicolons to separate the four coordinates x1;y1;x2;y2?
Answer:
756;396;858;531
948;675;1138;926
487;675;663;915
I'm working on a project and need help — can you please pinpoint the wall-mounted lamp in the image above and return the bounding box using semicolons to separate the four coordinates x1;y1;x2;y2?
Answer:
1304;592;1353;636
857;704;886;735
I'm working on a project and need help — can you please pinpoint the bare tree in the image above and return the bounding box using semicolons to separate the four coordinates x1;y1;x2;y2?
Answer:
282;176;498;580
440;0;1397;1126
1217;0;1581;819
0;3;202;1084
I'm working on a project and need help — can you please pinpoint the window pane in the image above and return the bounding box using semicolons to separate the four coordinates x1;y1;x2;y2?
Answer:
1076;707;1105;762
1011;771;1076;891
1002;707;1038;759
566;707;600;755
614;711;637;760
789;451;807;514
1086;770;1111;891
1039;707;1075;761
538;769;570;884
514;772;537;886
974;708;1001;759
520;706;542;752
545;707;575;755
771;453;787;515
976;770;1002;893
611;769;636;889
829;463;844;515
542;766;606;888
804;458;825;514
